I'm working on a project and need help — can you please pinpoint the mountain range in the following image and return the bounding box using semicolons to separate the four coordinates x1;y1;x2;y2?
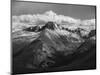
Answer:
12;11;96;74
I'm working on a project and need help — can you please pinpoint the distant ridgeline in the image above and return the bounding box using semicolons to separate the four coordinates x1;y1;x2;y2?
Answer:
23;21;96;39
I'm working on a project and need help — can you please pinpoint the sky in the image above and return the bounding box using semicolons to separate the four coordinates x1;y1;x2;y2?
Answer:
12;1;96;20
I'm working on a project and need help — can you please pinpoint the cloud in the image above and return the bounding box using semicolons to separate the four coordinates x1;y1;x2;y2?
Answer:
81;19;95;26
12;10;81;24
12;10;95;32
34;10;81;24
